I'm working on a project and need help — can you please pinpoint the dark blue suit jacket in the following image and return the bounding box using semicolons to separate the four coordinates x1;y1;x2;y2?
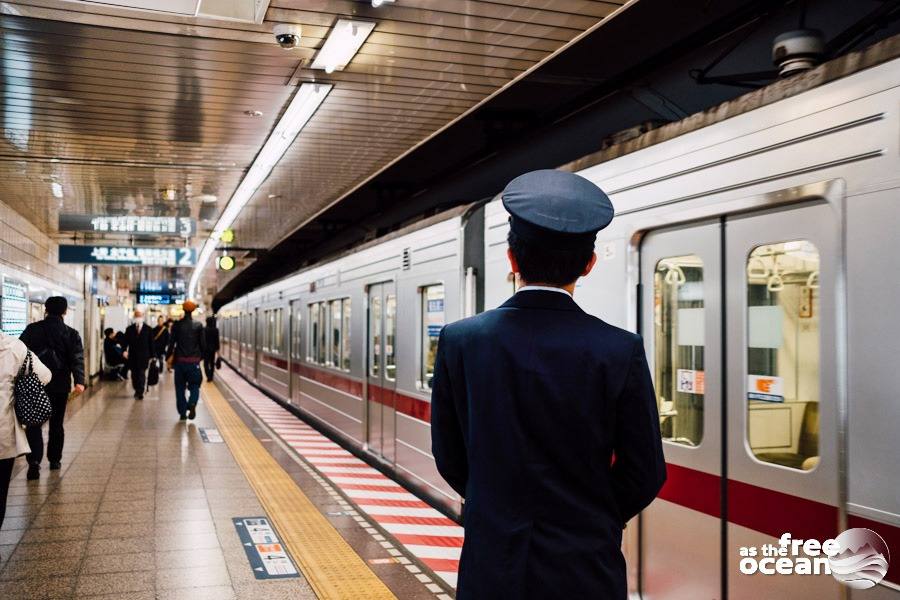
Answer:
431;289;666;599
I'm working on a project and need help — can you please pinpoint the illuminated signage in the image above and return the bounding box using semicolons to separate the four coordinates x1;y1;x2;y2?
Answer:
138;280;186;293
137;293;186;305
58;214;196;236
58;245;197;267
1;276;28;337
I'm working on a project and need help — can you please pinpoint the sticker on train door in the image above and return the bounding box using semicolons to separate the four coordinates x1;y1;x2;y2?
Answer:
676;369;705;394
748;375;784;402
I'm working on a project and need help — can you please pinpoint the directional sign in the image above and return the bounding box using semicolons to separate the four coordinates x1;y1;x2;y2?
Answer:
58;214;196;236
232;517;299;579
137;293;186;306
58;245;196;267
138;280;186;293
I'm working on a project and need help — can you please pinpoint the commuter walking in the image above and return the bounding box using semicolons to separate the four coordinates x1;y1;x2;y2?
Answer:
167;300;206;420
19;296;86;480
0;331;51;549
151;315;170;367
202;315;220;383
123;309;154;400
430;170;666;599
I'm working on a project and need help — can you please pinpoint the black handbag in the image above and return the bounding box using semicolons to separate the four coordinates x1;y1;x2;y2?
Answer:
215;356;222;370
147;358;160;387
14;352;52;427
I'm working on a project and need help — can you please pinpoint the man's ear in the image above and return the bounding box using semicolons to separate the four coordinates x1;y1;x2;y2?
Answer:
582;252;598;277
507;247;520;274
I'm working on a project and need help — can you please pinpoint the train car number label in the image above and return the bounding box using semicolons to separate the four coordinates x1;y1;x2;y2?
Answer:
233;517;299;579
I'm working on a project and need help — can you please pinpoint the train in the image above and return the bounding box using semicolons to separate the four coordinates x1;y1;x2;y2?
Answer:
218;40;900;599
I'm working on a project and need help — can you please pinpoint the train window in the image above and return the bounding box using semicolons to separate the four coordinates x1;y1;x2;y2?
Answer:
385;294;396;381
272;308;284;355
261;310;271;352
746;241;820;471
308;304;319;362
653;255;704;447
369;293;381;377
330;299;342;368
419;284;445;391
292;308;302;360
341;299;351;371
318;303;329;365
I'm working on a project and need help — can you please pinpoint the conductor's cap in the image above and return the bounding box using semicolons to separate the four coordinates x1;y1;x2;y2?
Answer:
502;169;614;250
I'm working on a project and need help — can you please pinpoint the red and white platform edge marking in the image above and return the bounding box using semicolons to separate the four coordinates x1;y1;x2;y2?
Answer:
218;367;462;588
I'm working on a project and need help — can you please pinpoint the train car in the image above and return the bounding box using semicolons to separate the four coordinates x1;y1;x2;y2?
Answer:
220;47;900;599
220;205;484;513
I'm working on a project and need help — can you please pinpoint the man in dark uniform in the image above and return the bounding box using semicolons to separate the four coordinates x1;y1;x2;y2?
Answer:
122;309;154;400
20;296;85;479
431;170;666;599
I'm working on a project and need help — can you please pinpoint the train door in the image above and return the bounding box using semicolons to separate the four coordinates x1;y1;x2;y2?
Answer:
640;221;722;600
639;203;840;599
725;203;839;600
366;282;397;465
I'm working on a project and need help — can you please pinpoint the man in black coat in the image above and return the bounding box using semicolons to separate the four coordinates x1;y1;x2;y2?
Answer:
123;309;154;400
431;170;666;599
19;296;86;479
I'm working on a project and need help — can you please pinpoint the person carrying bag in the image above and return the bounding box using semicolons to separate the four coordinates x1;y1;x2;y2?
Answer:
0;331;51;556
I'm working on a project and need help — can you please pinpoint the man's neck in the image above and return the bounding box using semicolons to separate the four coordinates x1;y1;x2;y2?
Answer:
519;281;576;295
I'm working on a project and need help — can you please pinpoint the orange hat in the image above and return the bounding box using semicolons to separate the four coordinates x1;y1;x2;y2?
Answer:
182;299;198;312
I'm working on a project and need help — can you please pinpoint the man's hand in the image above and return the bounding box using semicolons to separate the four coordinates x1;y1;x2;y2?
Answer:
73;384;86;395
123;351;128;359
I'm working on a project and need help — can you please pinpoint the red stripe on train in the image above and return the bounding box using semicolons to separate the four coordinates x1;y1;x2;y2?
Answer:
659;463;898;585
260;354;433;422
848;514;899;585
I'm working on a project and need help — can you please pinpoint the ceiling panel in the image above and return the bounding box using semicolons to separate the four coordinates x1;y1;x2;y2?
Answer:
0;0;626;297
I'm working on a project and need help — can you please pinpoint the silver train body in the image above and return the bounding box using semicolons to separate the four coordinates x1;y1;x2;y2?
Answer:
219;55;900;598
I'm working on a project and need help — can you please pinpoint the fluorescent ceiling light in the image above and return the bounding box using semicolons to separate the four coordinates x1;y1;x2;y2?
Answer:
51;182;63;198
188;82;332;298
371;0;394;6
311;19;375;74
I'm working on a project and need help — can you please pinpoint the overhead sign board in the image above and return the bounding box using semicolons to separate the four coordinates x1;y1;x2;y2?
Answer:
59;245;196;267
138;280;186;293
58;214;196;237
137;293;186;305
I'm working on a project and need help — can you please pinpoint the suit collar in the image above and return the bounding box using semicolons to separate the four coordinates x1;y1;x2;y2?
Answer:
500;289;582;312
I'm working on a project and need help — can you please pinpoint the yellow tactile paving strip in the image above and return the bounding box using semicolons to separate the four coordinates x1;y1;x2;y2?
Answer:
203;383;397;600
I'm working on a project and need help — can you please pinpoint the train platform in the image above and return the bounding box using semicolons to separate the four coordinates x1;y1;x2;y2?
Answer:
0;370;455;599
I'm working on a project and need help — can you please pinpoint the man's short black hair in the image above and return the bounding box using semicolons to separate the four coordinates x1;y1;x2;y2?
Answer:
507;230;594;287
104;327;114;337
45;296;67;316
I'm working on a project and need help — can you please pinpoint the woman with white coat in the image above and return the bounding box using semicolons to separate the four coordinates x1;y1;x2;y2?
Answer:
0;331;51;538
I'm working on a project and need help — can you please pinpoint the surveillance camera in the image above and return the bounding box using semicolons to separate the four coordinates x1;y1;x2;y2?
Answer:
273;24;302;49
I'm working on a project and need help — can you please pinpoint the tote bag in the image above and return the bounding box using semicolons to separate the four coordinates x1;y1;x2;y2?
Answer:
14;352;52;427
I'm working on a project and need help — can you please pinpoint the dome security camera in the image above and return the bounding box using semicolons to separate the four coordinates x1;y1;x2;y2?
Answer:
273;24;302;49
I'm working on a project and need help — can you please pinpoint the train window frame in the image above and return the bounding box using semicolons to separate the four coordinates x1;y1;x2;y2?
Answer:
307;298;351;372
384;293;397;382
417;283;445;392
291;305;302;361
652;254;705;448
369;292;382;378
745;239;821;473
